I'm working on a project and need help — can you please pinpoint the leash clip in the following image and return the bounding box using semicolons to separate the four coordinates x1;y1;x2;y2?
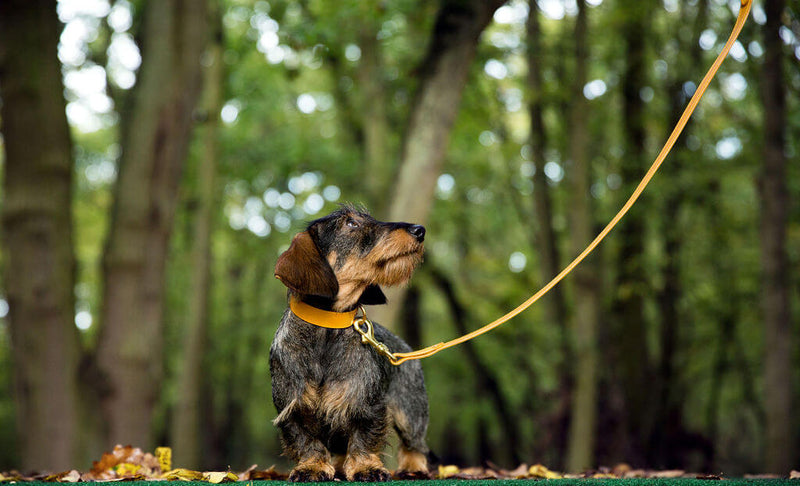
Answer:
352;306;400;365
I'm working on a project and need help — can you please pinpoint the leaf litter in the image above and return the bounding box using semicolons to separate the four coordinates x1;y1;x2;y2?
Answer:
2;445;799;482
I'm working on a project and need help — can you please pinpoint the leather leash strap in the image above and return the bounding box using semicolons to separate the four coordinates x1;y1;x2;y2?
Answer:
382;0;752;366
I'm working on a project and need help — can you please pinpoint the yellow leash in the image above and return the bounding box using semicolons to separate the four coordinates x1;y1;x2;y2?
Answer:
357;0;752;366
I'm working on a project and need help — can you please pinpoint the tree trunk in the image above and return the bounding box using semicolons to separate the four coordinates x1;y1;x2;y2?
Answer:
759;0;793;473
370;0;505;328
356;20;392;214
171;5;222;468
564;0;600;473
430;266;522;466
0;0;82;471
526;0;570;378
650;0;707;468
611;1;654;464
95;0;208;449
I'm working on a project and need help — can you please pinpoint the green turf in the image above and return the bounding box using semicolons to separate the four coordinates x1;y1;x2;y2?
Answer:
13;480;796;486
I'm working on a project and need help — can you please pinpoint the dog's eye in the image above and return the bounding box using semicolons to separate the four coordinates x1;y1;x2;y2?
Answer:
346;219;360;229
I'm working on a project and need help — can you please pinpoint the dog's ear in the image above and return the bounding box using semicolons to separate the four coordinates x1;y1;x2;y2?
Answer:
358;284;387;305
274;231;339;298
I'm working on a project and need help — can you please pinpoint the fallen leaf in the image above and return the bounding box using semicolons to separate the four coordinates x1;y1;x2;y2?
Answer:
242;465;286;481
61;470;82;483
0;471;22;482
623;469;648;478
114;463;142;477
528;463;562;479
504;464;530;478
238;464;258;480
203;471;238;483
790;470;800;479
42;470;84;482
437;465;460;478
155;447;172;473
613;463;632;476
651;470;686;478
697;473;723;480
163;468;204;481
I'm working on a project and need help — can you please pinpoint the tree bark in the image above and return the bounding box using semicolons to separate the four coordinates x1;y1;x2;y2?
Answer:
95;0;208;449
355;17;392;214
430;267;522;466
611;1;654;463
171;4;222;468
0;0;82;471
564;0;600;473
370;0;505;328
649;0;707;468
759;0;793;473
526;0;570;377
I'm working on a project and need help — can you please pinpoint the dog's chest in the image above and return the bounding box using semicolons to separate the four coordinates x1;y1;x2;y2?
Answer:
272;317;390;431
273;315;388;390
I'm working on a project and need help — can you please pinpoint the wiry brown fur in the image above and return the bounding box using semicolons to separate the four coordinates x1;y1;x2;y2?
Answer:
271;206;432;482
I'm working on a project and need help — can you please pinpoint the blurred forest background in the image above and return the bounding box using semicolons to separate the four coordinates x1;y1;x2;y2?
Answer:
0;0;798;477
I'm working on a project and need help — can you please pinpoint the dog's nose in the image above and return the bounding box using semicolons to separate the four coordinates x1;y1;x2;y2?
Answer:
408;225;426;242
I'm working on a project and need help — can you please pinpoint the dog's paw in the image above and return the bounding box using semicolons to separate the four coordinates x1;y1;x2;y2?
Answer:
394;469;432;480
288;463;335;482
351;467;391;482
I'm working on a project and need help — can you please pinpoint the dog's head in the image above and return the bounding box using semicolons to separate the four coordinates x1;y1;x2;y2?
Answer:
274;205;425;311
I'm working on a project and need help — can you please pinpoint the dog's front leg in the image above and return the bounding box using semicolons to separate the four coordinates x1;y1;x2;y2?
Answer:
275;410;335;482
341;407;391;482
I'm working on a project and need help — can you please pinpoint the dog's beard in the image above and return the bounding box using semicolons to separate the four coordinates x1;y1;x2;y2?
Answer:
374;250;423;286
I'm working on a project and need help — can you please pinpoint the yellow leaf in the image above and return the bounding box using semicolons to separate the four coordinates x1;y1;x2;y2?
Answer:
528;464;562;479
438;465;460;478
203;471;239;483
114;463;141;476
163;468;204;481
0;472;21;482
155;447;172;473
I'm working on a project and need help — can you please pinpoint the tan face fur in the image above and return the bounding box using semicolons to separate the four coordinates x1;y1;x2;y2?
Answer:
274;206;425;312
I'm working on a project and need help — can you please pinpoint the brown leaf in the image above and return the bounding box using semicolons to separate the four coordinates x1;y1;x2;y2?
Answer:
503;464;530;478
623;469;648;478
790;470;800;479
651;470;686;478
696;473;723;480
238;464;286;481
613;463;632;476
237;464;258;480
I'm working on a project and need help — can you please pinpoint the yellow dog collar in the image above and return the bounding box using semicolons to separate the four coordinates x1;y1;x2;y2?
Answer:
289;297;357;329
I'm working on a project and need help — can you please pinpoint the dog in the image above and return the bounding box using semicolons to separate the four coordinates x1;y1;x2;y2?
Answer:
271;205;431;482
